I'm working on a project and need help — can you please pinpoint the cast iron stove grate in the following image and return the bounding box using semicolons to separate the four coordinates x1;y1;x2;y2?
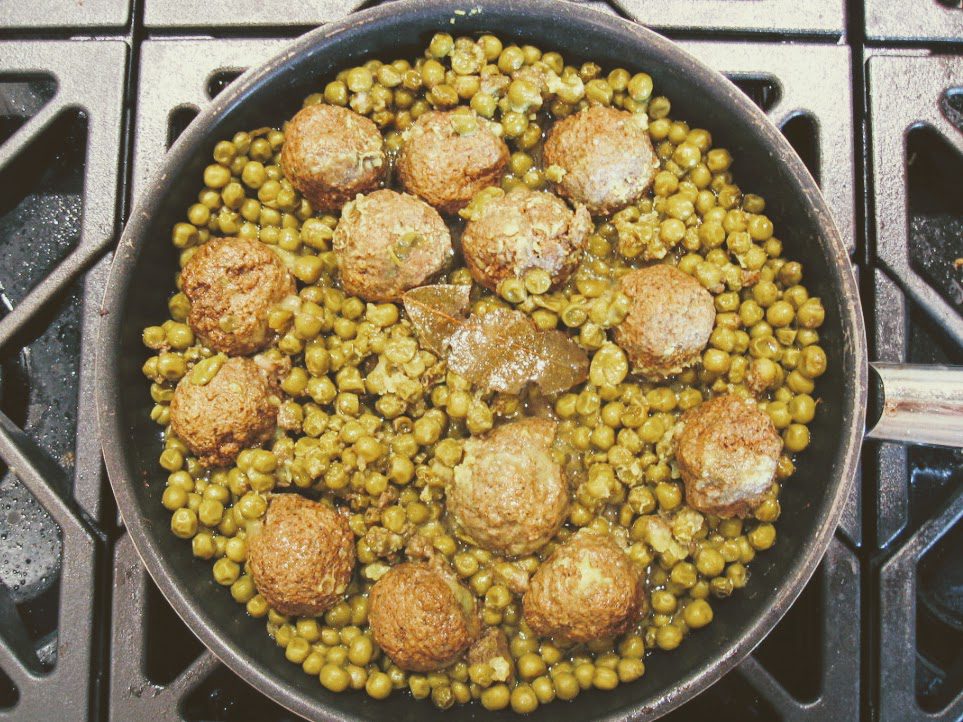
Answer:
0;0;961;720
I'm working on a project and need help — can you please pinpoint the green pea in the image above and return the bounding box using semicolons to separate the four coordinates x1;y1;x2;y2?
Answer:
191;531;215;559
784;423;810;452
789;394;816;423
655;624;683;650
589;343;629;387
766;300;795;327
428;32;454;58
212;557;239;585
510;684;539;713
470;92;497;118
554;671;580;700
170;507;198;538
517;652;547;681
799;345;827;378
323;80;348;105
320;664;350;692
797;298;825;328
347;635;373;666
366;671;392;699
684;599;714;628
498;277;527;304
161;485;187;512
203;163;231;189
481;683;510;710
787;369;815;394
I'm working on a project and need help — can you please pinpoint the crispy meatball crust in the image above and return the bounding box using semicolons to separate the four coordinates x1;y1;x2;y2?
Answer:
397;110;509;214
543;106;658;216
333;189;453;302
280;104;386;212
169;356;277;467
675;394;783;518
614;264;715;379
368;563;479;672
461;187;592;291
523;530;645;644
247;494;355;617
180;237;295;356
448;418;569;557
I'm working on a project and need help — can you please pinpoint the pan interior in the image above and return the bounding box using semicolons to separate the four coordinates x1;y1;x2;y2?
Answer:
100;3;865;720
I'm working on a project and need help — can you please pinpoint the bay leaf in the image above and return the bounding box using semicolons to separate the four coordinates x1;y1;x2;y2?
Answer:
447;308;589;395
401;284;471;354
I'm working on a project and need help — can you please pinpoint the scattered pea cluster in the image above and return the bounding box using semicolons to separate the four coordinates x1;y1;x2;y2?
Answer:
140;31;826;714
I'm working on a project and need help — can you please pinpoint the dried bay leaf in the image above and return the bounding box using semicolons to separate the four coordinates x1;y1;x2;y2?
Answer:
401;284;471;354
447;309;540;394
534;327;592;395
402;286;588;395
447;309;589;395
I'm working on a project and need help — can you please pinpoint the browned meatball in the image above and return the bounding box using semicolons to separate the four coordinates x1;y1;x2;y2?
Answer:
247;494;355;616
280;103;386;212
169;356;277;467
461;187;592;292
675;394;783;518
614;264;715;379
543;106;658;216
397;110;509;214
523;530;645;644
368;563;479;672
448;418;569;557
180;236;295;356
333;189;452;301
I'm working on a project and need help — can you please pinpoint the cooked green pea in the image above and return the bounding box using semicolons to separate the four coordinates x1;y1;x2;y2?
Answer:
170;508;197;538
366;671;392;699
684;599;714;628
797;298;825;328
510;684;539;713
212;557;239;585
765;299;794;327
320;664;350;692
799;345;827;378
481;683;510;710
789;394;817;423
428;32;454;58
498;277;527;304
517;652;547;681
655;624;683;650
617;658;645;683
784;423;810;452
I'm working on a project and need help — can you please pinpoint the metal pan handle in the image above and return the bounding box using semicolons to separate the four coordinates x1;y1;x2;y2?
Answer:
865;363;963;447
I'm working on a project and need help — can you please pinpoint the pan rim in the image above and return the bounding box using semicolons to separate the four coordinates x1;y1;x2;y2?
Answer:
95;1;868;720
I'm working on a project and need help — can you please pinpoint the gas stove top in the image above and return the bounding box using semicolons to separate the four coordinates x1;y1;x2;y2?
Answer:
0;1;960;720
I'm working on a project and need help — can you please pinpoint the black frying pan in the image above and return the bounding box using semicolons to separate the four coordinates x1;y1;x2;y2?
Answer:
97;1;870;719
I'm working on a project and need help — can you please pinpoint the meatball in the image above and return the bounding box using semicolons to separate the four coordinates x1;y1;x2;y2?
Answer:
461;187;592;292
523;530;645;644
247;494;355;617
674;394;783;518
448;418;569;557
397;110;509;214
333;189;452;301
614;264;715;379
368;563;479;672
180;237;295;356
169;356;277;467
280;103;386;212
543;106;658;216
